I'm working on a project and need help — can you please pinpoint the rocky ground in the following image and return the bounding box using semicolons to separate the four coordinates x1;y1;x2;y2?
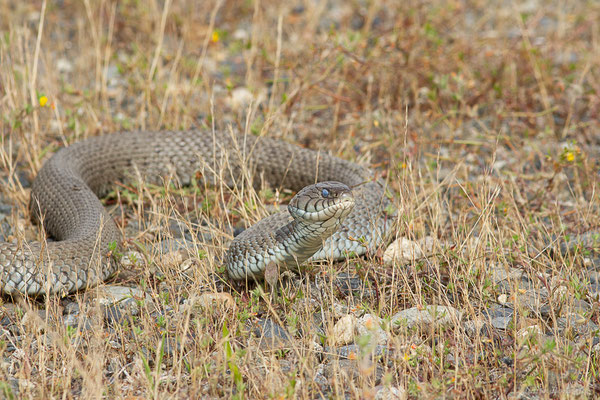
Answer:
1;0;599;399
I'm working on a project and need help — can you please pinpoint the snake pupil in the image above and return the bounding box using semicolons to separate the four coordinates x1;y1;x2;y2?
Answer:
321;188;329;198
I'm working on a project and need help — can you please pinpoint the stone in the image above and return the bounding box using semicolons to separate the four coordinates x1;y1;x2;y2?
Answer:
463;318;486;337
514;289;548;315
588;283;600;299
119;251;144;268
190;292;235;311
227;87;254;111
232;28;249;41
357;314;388;346
331;303;352;319
63;314;93;331
95;285;150;316
485;305;514;330
21;310;45;334
324;344;388;360
383;236;434;265
321;358;384;384
517;324;543;342
490;265;524;294
157;237;196;253
550;276;568;302
252;318;293;350
375;386;407;400
334;272;369;296
391;305;462;331
56;58;73;73
556;313;599;338
331;314;357;346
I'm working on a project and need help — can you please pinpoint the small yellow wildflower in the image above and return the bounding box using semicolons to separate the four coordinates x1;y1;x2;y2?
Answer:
565;151;575;162
39;95;48;107
373;120;379;127
211;31;219;42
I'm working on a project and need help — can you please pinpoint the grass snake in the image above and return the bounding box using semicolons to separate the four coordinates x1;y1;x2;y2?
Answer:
0;130;394;296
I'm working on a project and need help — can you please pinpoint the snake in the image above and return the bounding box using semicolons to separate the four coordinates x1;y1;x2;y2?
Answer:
0;130;394;296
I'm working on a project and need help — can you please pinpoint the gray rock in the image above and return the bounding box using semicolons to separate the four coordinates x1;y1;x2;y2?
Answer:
331;314;357;346
556;313;599;338
7;378;20;399
95;285;150;316
162;337;180;357
155;238;195;254
569;299;592;314
375;386;407;400
485;305;514;330
56;58;73;73
333;272;369;296
588;283;600;299
391;305;462;331
587;269;600;285
291;4;305;14
168;219;192;239
324;344;388;360
350;14;365;30
62;301;80;316
63;314;93;331
321;359;384;385
560;232;600;255
14;170;32;188
0;202;13;216
0;200;14;239
490;265;525;293
463;318;487;337
514;289;548;315
102;305;131;326
357;314;388;346
251;318;293;350
313;364;330;393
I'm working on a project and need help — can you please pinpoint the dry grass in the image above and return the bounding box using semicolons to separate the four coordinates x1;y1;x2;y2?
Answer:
1;0;599;398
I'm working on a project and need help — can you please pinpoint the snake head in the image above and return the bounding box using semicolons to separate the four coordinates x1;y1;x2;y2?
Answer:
288;181;355;223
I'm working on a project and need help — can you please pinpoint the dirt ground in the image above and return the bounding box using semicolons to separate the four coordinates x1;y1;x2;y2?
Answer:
1;0;599;398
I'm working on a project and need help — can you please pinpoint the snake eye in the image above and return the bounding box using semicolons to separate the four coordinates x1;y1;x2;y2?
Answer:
321;188;329;198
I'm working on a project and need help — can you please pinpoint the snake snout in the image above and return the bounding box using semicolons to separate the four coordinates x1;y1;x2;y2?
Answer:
288;181;355;222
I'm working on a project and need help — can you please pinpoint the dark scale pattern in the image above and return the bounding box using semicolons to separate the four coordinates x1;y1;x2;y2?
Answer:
0;131;394;295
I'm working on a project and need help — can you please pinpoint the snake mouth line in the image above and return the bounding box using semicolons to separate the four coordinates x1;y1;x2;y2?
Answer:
289;194;355;223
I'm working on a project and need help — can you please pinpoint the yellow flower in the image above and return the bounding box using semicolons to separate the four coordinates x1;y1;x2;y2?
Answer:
211;31;219;42
566;151;575;162
39;95;48;107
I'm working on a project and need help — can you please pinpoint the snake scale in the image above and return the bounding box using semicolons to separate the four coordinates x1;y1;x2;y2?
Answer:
0;130;393;296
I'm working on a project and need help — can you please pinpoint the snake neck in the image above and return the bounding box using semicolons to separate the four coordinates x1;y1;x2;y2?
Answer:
280;217;347;267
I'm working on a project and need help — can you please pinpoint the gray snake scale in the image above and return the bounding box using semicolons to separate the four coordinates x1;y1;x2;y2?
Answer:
0;131;393;296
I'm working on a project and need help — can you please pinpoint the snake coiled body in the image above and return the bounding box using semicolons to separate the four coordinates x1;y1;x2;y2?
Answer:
0;131;393;296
